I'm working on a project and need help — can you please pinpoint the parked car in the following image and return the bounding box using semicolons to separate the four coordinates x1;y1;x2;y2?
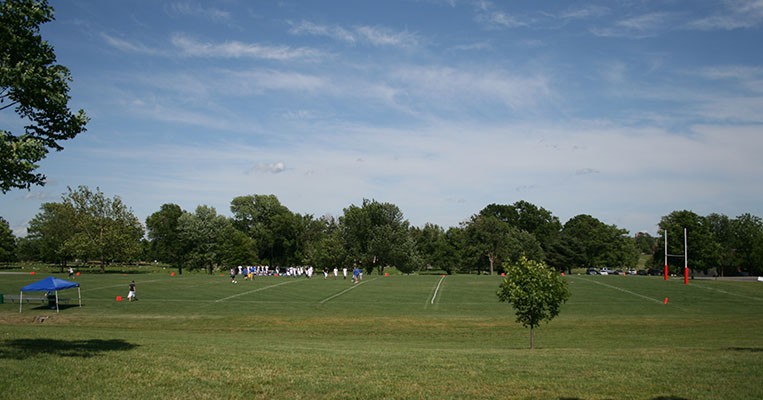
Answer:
636;269;647;276
586;267;599;275
599;268;609;275
627;269;637;275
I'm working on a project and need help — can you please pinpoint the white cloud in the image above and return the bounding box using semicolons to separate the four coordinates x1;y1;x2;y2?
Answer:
355;26;421;47
168;2;232;23
289;21;421;48
249;161;286;174
685;0;763;30
557;5;609;20
387;65;552;111
289;20;356;43
101;33;160;54
591;12;676;38
171;33;321;60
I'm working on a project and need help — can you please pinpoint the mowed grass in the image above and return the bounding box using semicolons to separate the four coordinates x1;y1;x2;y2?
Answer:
1;272;762;399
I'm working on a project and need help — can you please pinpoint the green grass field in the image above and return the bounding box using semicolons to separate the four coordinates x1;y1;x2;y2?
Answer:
1;271;762;399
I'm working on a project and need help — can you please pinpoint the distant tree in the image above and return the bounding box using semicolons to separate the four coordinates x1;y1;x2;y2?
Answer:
219;224;258;268
25;201;76;268
0;217;16;262
1;0;89;192
62;186;144;271
177;205;231;274
340;199;417;274
730;213;763;276
480;201;562;259
464;214;543;275
560;214;637;270
411;223;452;272
706;213;735;276
306;228;348;272
497;257;570;349
145;203;185;273
230;194;294;266
633;232;657;255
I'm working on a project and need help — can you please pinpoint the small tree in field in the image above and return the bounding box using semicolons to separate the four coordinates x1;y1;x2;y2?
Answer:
497;256;570;349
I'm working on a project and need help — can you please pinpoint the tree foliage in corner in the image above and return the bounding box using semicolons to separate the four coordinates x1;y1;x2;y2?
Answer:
0;0;88;193
497;257;570;349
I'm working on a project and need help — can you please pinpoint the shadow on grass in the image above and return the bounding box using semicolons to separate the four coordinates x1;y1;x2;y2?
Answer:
652;397;690;400
0;338;138;360
28;304;80;311
558;396;689;400
727;347;763;353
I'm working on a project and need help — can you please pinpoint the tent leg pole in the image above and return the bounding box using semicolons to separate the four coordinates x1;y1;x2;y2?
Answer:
55;291;59;313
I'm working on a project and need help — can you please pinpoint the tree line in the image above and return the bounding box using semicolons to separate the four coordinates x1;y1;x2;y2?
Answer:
1;185;762;276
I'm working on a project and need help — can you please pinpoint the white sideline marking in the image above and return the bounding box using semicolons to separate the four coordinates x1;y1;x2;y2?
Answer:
319;278;376;304
576;276;662;304
691;283;763;302
81;278;167;293
430;275;446;305
216;279;302;302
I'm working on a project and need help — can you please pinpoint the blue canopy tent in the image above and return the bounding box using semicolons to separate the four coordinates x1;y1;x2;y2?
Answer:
20;276;81;313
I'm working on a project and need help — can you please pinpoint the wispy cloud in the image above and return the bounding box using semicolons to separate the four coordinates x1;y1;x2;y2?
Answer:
167;2;232;24
387;65;552;112
289;20;356;43
101;33;160;55
219;69;329;94
355;26;421;47
591;12;676;38
684;0;763;30
289;21;421;48
171;33;321;60
557;5;609;20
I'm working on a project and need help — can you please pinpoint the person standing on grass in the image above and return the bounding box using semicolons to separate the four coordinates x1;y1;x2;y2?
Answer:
128;281;137;301
68;267;74;278
343;266;348;280
230;267;237;283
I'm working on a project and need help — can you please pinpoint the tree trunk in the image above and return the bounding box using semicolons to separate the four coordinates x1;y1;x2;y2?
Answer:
530;326;535;349
488;254;495;275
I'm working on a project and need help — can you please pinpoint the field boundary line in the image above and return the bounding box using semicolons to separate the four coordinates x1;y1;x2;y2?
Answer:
429;275;446;305
574;276;663;304
691;283;763;302
215;279;303;302
319;278;377;304
81;278;167;293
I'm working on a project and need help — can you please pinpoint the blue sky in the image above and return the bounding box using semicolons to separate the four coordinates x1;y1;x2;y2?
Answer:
3;0;763;237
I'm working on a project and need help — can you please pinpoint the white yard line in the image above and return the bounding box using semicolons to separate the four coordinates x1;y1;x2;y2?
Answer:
430;275;446;305
319;278;376;304
574;276;663;304
691;283;763;302
81;278;167;293
215;279;303;302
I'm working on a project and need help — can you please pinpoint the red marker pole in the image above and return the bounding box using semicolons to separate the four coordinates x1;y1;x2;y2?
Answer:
664;230;669;281
684;228;689;285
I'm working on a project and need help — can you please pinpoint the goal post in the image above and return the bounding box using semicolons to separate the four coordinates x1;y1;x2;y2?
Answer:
664;228;689;285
